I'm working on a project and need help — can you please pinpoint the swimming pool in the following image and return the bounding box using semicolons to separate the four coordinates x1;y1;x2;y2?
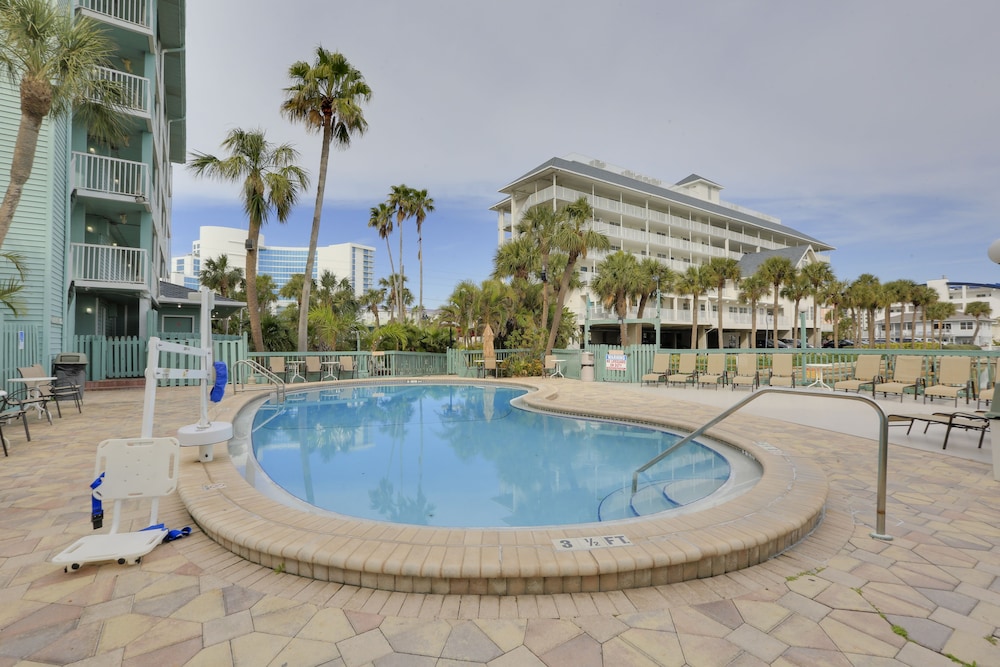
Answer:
238;382;754;528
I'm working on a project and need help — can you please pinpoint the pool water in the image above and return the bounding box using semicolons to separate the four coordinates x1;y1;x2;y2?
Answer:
245;383;733;528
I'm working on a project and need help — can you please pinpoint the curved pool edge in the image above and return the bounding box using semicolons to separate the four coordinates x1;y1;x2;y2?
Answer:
177;377;828;594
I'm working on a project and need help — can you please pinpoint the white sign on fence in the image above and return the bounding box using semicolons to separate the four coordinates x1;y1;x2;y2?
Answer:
606;351;627;371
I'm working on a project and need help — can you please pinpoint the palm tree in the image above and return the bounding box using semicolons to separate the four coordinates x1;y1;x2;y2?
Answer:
592;251;641;346
492;235;538;284
756;257;796;347
847;274;882;348
674;265;711;349
820;279;849;346
635;257;674;320
368;202;397;318
0;0;130;247
359;287;385;328
964;301;992;345
199;254;243;299
387;184;414;322
406;188;434;315
281;48;371;353
882;279;916;343
800;262;835;346
188;128;308;352
0;250;26;315
926;301;957;346
516;204;560;333
910;285;939;343
737;274;769;349
546;197;609;355
780;272;811;346
704;257;741;349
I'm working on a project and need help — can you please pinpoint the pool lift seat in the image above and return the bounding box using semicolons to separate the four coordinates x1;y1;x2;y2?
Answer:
52;436;181;571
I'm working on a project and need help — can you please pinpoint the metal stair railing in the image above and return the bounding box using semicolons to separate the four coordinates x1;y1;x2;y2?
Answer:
630;388;892;540
232;359;285;403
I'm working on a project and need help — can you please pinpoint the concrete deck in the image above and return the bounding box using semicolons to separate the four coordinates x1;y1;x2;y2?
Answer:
1;378;998;666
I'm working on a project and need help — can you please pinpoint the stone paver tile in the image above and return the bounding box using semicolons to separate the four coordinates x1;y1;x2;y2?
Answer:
571;615;628;643
538;632;602;667
221;585;264;615
884;614;952;652
297;607;357;644
940;629;1000;667
1;601;81;637
522;618;581;655
268;637;341;667
170;589;225;623
251;601;317;636
95;613;159;654
970;599;1000;627
615;628;683;667
337;628;393;666
859;582;935;616
733;599;791;632
121;636;202;667
344;609;383;634
726;623;788;663
179;640;233;667
132;585;201;618
929;605;994;636
813;585;872;612
439;621;503;663
486;644;545;667
79;597;134;626
376;653;435;666
914;587;977;615
28;619;102;665
473;618;526;653
776;591;832;623
894;640;968;667
817;616;899;657
676;633;742;666
380;618;451;657
64;646;127;667
770;615;839;651
785;573;832;598
668;606;733;638
616;609;675;632
203;608;253;646
774;646;853;666
120;617;202;661
690;600;742;629
230;631;290;667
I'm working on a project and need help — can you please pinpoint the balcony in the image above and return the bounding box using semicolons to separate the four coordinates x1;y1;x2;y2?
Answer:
72;152;150;207
75;0;150;30
94;66;151;125
71;243;149;294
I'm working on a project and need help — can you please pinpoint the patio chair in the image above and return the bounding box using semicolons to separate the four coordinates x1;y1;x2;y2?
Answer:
18;364;80;416
874;355;926;402
833;355;883;394
269;356;287;382
641;353;671;386
888;411;990;450
977;358;998;410
338;356;356;379
483;356;499;378
731;353;760;391
665;354;698;387
697;354;728;389
305;356;322;381
370;351;390;376
767;353;796;387
0;390;32;455
3;386;52;425
924;356;974;406
52;437;181;572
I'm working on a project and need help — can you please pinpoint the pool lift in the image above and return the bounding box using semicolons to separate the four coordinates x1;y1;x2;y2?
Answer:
52;288;233;571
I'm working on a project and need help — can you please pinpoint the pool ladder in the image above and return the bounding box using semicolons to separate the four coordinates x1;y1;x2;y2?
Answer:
231;359;286;403
630;388;892;540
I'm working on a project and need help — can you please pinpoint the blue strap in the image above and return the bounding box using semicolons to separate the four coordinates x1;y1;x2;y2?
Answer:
141;523;191;542
210;362;227;402
90;473;105;529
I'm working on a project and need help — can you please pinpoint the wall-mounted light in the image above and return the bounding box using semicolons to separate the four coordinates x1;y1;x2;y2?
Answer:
86;225;94;232
119;213;127;225
85;307;93;314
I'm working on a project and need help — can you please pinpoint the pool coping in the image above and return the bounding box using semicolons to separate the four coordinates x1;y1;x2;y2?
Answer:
177;377;828;594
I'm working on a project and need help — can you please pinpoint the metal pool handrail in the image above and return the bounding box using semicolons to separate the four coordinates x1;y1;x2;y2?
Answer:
631;388;892;540
232;358;286;403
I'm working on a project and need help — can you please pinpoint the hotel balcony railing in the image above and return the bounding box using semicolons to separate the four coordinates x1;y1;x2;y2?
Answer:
72;151;149;201
71;243;149;292
75;0;150;29
94;66;150;117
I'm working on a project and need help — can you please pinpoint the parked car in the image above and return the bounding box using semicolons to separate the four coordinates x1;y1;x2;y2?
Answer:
779;338;816;348
822;339;855;348
758;339;789;348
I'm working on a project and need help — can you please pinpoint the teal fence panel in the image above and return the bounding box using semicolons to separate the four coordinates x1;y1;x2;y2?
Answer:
0;322;42;388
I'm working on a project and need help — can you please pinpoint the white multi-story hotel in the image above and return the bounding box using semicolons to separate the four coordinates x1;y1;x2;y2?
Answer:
877;279;998;346
171;226;375;309
493;154;835;347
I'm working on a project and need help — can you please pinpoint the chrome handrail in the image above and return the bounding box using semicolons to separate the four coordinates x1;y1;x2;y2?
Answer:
631;388;892;540
232;359;285;403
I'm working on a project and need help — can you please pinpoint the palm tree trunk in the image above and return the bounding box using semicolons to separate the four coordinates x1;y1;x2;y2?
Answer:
545;257;576;356
717;289;725;349
691;294;700;350
417;223;423;315
246;217;265;352
297;120;333;351
397;223;405;321
0;107;45;247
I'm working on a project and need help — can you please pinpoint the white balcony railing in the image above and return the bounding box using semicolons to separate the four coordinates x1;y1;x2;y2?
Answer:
75;0;150;29
72;151;149;200
71;243;148;290
94;66;150;116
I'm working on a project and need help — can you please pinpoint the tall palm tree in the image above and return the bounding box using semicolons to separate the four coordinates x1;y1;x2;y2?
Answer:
756;256;796;347
368;202;397;318
800;262;835;346
407;188;434;315
926;301;956;346
188;128;308;352
847;274;882;348
674;265;711;349
592;251;641;346
965;301;992;344
282;47;371;353
516;204;560;333
546;197;609;355
635;257;674;320
387;184;414;322
820;279;849;346
492;235;539;284
704;257;741;349
780;272;812;346
359;287;385;328
737;274;769;349
882;279;916;343
199;254;243;299
910;284;939;343
0;0;130;246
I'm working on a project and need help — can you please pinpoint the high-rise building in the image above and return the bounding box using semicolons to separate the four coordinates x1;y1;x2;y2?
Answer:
171;226;376;307
0;1;186;355
493;154;835;347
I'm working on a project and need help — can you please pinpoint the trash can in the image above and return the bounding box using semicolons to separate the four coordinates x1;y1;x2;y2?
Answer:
53;352;88;397
580;351;595;382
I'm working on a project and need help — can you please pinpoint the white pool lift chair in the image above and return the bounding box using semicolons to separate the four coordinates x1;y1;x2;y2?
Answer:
52;437;181;572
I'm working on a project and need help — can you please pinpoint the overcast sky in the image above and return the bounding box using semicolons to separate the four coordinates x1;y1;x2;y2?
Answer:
172;0;1000;309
